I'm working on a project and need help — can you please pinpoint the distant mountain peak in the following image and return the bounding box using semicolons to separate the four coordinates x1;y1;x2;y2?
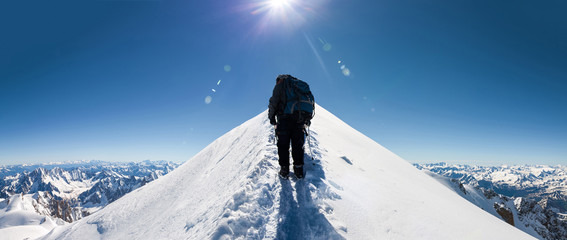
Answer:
0;160;180;240
417;163;567;239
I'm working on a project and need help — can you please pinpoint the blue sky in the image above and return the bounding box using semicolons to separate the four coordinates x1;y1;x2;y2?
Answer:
1;0;566;166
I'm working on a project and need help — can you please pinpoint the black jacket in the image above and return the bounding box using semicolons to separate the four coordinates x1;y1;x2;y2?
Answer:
268;80;286;125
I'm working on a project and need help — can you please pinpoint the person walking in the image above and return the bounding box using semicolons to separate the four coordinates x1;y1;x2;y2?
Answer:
268;74;314;179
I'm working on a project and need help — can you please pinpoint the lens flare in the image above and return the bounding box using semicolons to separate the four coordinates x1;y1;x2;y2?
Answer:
342;67;351;77
204;96;212;104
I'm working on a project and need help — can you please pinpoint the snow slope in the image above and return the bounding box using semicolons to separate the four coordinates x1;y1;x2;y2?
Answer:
421;170;544;239
0;194;63;240
41;105;534;239
416;165;567;240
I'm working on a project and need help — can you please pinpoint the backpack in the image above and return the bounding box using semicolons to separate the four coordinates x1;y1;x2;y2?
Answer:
283;76;315;125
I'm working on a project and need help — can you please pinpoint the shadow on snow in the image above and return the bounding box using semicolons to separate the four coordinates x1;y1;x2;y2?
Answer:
276;154;345;240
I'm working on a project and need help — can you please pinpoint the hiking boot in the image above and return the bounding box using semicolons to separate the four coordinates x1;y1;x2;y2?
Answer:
294;165;304;179
279;166;289;179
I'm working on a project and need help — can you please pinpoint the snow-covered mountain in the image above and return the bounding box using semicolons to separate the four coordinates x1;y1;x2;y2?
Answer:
415;163;567;240
1;160;179;205
41;105;533;239
0;193;64;240
414;163;567;211
0;160;179;239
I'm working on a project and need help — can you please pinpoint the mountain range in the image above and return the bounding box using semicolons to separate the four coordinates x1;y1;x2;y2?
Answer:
415;163;567;240
0;160;179;239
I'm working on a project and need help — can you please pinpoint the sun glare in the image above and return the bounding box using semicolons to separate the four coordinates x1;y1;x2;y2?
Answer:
247;0;318;33
269;0;288;8
250;0;295;16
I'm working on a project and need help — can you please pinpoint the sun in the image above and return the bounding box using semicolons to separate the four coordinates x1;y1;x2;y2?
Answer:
248;0;304;31
250;0;295;16
243;0;324;35
268;0;290;9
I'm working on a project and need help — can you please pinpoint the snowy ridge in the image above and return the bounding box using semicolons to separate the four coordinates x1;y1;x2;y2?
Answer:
421;171;545;238
41;105;534;239
211;125;343;239
0;161;179;240
414;163;567;212
1;161;179;206
416;163;567;240
0;194;63;240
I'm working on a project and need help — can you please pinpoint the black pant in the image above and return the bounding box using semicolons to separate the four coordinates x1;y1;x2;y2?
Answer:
276;117;305;169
